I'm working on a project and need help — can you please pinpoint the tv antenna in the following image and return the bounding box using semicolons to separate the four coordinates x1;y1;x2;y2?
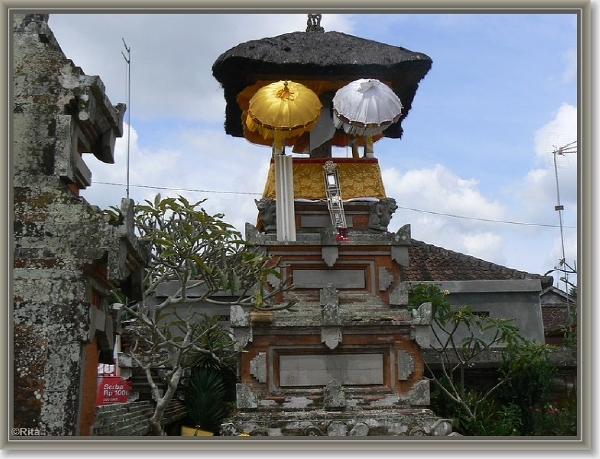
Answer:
121;38;131;199
550;139;577;299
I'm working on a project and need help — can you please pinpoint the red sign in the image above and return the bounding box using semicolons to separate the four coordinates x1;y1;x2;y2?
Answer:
95;376;132;406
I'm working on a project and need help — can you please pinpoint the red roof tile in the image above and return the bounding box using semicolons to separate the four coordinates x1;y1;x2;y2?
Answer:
400;239;552;285
542;305;570;333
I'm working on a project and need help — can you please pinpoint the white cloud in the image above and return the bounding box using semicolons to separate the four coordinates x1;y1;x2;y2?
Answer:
461;231;505;263
560;47;577;83
81;122;271;237
383;164;507;223
381;164;511;265
81;124;180;208
503;102;578;280
49;14;356;124
54;13;577;286
515;103;578;225
534;103;577;159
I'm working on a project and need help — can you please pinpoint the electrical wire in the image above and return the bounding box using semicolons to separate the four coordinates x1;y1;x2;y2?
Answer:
396;205;575;228
94;180;576;229
96;181;263;196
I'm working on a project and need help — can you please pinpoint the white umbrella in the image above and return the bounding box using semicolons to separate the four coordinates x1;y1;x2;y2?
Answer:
332;78;403;137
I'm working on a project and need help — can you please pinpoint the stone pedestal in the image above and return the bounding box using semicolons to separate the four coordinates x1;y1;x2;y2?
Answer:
223;192;454;436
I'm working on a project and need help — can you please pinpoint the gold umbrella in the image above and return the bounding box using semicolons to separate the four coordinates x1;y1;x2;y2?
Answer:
246;80;322;151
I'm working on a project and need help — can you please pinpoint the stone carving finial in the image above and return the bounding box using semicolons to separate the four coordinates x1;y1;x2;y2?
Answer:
255;198;276;232
306;14;324;33
369;197;398;231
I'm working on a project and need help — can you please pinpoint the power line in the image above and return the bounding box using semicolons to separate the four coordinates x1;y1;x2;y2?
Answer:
94;181;575;229
96;181;263;196
396;205;575;229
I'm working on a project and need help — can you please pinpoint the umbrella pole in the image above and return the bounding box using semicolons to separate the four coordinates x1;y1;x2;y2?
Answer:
274;153;296;242
364;135;374;158
350;138;360;159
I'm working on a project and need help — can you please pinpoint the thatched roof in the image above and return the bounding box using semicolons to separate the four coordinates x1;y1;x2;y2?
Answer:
212;30;432;140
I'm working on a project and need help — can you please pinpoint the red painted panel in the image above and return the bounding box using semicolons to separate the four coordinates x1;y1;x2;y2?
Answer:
95;376;132;406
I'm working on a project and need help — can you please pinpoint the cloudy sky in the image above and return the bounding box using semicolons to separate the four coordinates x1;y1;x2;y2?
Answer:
46;11;579;289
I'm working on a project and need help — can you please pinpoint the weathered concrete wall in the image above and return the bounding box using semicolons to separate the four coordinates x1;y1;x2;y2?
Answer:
432;280;546;344
13;14;144;436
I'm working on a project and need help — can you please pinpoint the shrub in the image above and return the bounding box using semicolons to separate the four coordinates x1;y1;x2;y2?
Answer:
497;341;557;435
183;368;227;434
532;399;577;436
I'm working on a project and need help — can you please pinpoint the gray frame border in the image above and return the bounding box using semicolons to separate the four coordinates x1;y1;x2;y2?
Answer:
2;0;594;453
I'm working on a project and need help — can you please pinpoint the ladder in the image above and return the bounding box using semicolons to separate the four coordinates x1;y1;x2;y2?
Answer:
323;161;349;241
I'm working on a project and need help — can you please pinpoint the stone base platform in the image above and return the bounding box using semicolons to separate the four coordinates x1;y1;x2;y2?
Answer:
220;408;457;437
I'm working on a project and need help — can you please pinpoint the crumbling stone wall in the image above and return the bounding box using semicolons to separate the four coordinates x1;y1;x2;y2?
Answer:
94;400;187;436
94;402;155;436
13;14;144;436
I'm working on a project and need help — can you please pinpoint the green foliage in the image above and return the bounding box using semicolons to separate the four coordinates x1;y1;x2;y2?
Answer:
134;194;283;308
184;315;237;371
497;342;558;435
407;283;451;313
409;283;525;351
493;403;524;436
222;401;237;418
408;283;526;396
532;398;577;436
136;195;269;294
431;377;522;436
183;368;227;434
563;305;578;348
103;206;124;226
409;282;562;436
119;194;289;435
459;396;522;436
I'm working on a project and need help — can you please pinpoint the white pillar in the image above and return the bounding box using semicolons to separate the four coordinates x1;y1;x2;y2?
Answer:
274;154;296;242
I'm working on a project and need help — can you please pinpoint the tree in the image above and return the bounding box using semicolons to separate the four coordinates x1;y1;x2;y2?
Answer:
408;283;555;435
496;342;557;435
111;195;287;435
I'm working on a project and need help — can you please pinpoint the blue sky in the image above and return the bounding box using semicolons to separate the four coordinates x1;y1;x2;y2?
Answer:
47;11;579;289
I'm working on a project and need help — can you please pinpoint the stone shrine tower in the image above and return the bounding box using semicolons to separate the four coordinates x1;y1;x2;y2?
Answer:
212;15;454;436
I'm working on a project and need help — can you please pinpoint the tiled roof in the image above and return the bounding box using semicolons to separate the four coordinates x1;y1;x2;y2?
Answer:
540;287;576;334
542;305;570;334
399;239;552;285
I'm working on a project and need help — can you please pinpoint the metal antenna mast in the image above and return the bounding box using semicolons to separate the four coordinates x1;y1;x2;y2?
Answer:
551;140;577;299
121;39;131;199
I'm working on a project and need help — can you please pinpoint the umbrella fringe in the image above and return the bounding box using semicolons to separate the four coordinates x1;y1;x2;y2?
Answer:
332;78;403;138
333;113;399;137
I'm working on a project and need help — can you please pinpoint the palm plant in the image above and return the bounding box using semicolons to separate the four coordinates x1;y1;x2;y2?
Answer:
182;367;227;434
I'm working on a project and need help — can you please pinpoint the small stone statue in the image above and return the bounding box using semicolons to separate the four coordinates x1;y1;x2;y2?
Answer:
255;198;276;232
369;197;398;231
306;14;324;33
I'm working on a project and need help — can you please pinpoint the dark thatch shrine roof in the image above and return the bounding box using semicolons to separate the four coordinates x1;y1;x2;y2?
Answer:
212;29;432;140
